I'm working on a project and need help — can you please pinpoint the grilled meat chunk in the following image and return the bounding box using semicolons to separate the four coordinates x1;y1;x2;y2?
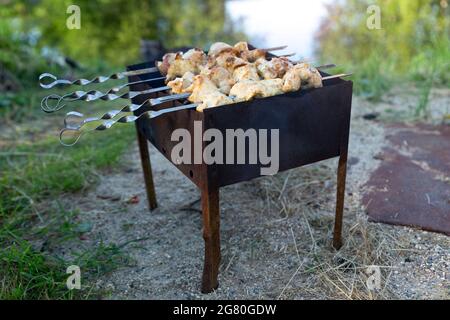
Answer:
208;42;234;56
230;78;284;102
201;66;235;95
187;75;233;112
232;63;260;82
167;71;195;94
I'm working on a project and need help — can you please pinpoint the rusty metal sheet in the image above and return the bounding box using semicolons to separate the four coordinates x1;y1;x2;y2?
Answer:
363;123;450;235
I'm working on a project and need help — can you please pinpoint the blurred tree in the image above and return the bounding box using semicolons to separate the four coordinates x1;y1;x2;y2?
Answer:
316;0;449;85
0;0;246;67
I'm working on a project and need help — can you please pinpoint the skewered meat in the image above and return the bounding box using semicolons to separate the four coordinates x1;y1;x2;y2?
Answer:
301;66;323;89
282;63;323;92
183;48;207;67
187;75;233;112
233;41;249;52
201;67;235;95
229;80;264;102
240;49;266;63
210;41;264;62
155;41;330;111
158;42;277;80
208;42;233;56
210;51;247;73
255;58;278;80
233;63;260;82
282;64;302;92
156;52;180;76
256;57;293;80
165;49;207;81
165;53;196;81
167;71;195;94
169;66;235;95
259;79;284;97
294;63;323;89
229;79;284;102
269;57;293;78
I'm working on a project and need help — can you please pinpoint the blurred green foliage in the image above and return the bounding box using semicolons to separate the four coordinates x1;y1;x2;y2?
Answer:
0;0;245;69
316;0;450;100
0;0;246;117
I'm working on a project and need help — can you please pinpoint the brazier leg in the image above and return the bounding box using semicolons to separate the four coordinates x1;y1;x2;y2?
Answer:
333;151;348;249
201;185;221;293
135;123;157;210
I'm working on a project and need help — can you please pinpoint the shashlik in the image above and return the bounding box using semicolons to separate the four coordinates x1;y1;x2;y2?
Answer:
186;75;233;112
156;41;325;112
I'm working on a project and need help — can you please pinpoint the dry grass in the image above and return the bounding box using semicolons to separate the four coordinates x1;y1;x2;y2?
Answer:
252;160;402;300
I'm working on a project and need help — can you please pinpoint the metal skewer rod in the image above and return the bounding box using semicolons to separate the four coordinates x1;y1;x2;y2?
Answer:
261;45;288;52
64;92;191;130
40;61;334;113
322;73;353;80
58;65;343;127
277;53;296;58
39;67;159;89
64;70;349;132
40;46;289;90
316;64;337;70
41;55;305;112
290;58;313;64
59;72;352;146
60;103;198;147
40;76;166;112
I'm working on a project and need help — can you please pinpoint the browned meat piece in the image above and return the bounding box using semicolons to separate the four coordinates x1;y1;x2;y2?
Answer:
240;49;266;62
233;63;260;82
156;52;180;75
186;75;233;112
229;79;284;102
167;72;195;94
208;42;234;56
269;57;293;77
201;66;235;95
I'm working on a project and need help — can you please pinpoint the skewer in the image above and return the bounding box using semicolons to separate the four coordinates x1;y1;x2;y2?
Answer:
41;62;334;112
40;76;166;112
40;45;289;90
277;53;296;58
58;72;352;146
261;45;288;52
62;64;343;129
64;92;190;130
316;64;336;70
65;70;349;131
59;103;198;147
39;67;159;89
322;73;352;80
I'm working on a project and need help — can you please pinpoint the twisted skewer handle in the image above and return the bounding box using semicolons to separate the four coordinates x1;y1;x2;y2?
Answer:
60;103;198;146
39;67;158;89
40;76;166;113
64;92;190;130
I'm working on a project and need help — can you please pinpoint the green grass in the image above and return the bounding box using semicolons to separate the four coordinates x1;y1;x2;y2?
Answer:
0;103;136;299
330;36;450;117
0;230;132;299
347;52;394;102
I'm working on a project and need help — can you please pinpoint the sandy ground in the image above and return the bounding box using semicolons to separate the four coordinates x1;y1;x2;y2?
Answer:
52;88;449;299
